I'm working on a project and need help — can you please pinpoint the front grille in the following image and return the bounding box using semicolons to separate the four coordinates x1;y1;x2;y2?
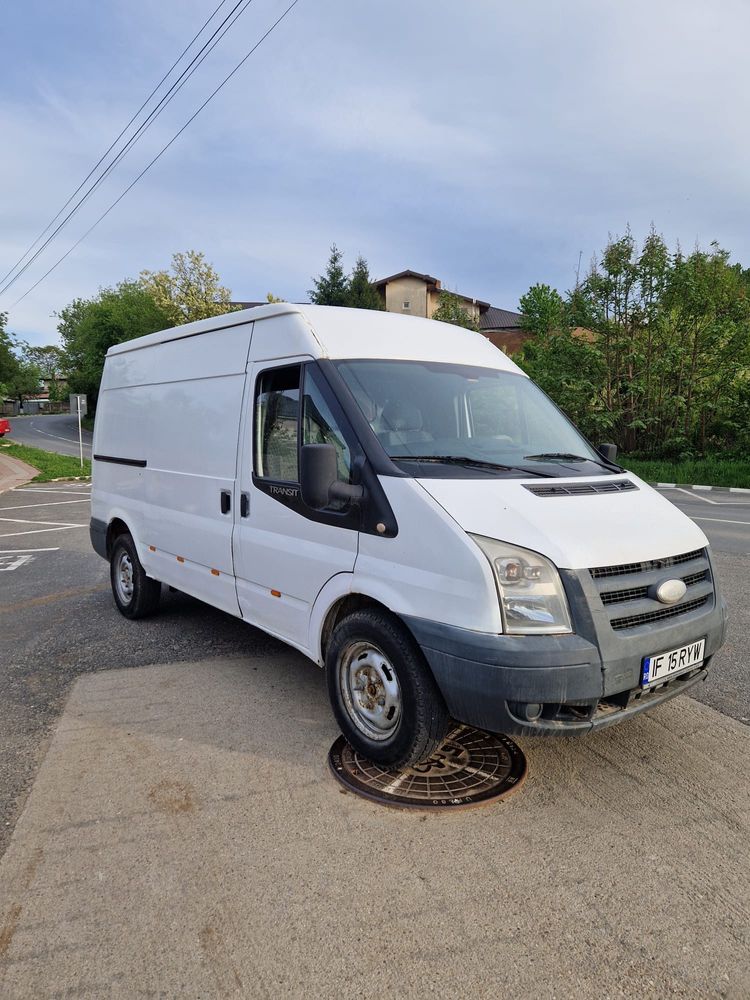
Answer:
591;548;704;580
589;548;714;633
525;479;638;498
599;568;709;606
610;595;710;631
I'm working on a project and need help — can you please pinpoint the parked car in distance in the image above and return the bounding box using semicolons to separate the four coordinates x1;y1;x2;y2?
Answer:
0;418;11;437
90;304;727;767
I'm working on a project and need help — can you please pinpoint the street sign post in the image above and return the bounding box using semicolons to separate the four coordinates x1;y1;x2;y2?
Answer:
69;394;87;469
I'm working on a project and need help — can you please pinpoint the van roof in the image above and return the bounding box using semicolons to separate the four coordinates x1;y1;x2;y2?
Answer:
106;303;523;372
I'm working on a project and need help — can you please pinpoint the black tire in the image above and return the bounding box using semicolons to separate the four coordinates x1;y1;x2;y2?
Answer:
109;533;161;620
326;608;449;767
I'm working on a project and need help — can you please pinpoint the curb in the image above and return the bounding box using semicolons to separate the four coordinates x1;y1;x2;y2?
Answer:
650;482;750;494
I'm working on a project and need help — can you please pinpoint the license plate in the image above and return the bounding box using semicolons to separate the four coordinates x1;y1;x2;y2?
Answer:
641;638;705;687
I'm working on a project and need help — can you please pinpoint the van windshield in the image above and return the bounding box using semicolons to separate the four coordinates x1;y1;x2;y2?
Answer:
334;360;612;478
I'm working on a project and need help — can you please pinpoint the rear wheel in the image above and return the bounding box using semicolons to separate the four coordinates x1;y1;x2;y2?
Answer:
326;608;449;767
110;533;161;619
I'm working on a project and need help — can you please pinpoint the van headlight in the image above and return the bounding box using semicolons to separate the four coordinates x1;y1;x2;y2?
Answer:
469;535;572;635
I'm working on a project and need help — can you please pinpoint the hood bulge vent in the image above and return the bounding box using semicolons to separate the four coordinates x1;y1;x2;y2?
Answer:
523;480;639;498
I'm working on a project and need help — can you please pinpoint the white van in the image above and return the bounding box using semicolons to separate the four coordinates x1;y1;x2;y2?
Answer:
90;304;726;766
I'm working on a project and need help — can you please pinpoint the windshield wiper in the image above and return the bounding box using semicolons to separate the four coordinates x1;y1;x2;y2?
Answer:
396;455;554;478
523;452;622;471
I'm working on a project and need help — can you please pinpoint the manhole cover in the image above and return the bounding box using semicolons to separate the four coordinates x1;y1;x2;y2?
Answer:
328;723;527;810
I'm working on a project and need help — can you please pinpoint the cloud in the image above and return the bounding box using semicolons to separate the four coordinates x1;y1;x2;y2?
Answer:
2;0;750;345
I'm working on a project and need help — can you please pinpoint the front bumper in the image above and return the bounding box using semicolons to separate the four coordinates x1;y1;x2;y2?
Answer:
403;589;728;737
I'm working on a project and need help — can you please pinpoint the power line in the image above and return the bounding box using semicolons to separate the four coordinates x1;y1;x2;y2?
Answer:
10;0;303;308
0;0;257;299
0;0;233;291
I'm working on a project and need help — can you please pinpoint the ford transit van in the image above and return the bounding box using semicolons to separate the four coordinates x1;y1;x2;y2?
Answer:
90;304;726;766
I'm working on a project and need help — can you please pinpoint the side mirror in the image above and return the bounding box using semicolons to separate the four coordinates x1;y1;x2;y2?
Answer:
598;442;618;463
300;444;364;510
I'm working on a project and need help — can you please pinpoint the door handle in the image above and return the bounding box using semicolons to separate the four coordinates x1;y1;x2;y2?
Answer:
240;492;249;518
220;490;231;515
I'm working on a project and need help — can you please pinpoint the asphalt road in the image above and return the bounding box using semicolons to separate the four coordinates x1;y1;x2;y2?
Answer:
655;485;750;554
6;413;92;459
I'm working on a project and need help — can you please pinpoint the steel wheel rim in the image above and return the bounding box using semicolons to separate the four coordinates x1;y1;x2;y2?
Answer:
115;550;134;605
339;640;402;742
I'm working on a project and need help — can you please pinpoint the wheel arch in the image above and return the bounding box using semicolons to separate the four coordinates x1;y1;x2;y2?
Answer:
319;593;397;664
313;585;431;679
105;516;132;558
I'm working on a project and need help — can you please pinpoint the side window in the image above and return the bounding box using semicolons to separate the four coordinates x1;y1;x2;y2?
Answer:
303;368;352;508
254;365;300;481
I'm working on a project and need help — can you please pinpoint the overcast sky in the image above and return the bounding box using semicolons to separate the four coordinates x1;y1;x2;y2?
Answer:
2;0;749;345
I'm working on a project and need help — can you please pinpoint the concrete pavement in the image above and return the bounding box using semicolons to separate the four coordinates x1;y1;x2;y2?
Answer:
0;658;748;999
0;480;748;998
0;451;36;494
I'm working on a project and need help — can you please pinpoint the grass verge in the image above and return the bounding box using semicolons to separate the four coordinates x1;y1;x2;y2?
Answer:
1;441;91;482
621;456;750;489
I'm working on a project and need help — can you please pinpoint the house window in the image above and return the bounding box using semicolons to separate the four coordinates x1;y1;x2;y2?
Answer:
402;300;411;310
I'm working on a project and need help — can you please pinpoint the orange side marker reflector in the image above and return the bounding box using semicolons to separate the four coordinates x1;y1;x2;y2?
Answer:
177;556;185;564
271;589;281;598
211;569;220;576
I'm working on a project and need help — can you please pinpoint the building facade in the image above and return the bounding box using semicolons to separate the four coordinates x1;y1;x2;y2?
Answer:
373;270;529;353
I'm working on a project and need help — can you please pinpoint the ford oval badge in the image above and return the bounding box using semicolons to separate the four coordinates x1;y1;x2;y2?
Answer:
655;579;687;605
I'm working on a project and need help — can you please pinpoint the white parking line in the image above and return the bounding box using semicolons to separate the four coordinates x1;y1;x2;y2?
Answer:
0;500;90;511
12;488;91;495
672;487;719;505
658;486;750;507
0;526;85;539
0;547;60;553
0;515;81;526
0;553;35;571
694;516;750;526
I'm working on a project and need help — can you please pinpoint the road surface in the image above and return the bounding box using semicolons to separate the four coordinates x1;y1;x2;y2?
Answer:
654;485;750;555
6;413;92;459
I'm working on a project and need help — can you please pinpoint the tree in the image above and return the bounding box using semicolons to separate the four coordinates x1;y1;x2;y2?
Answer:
139;250;235;325
58;282;172;409
25;344;66;380
0;313;16;400
309;244;349;306
25;345;67;401
431;290;479;331
516;228;750;457
347;255;384;310
519;284;569;336
0;313;42;406
7;358;42;406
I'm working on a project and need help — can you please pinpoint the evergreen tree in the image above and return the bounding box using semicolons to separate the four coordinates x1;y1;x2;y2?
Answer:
308;244;349;306
346;255;384;310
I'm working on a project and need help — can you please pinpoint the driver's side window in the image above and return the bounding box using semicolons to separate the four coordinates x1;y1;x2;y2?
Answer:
302;368;352;485
254;365;301;482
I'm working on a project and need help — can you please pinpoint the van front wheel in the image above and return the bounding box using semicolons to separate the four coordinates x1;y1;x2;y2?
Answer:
326;609;449;768
110;533;161;619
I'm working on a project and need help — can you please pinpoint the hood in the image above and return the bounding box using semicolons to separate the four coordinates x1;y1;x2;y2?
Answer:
416;474;707;570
